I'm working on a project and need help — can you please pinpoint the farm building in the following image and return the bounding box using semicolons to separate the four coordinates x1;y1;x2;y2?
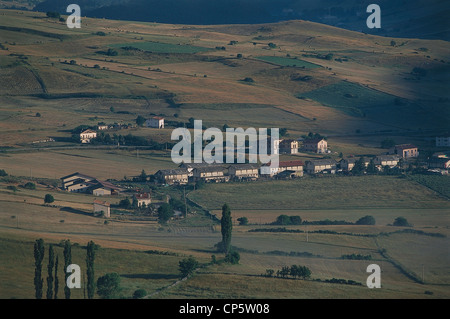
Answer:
61;173;121;195
79;129;97;144
305;159;337;174
228;164;260;180
146;116;165;129
302;138;328;154
192;166;229;183
61;172;96;192
135;193;152;207
93;200;110;218
373;155;400;169
90;180;121;196
155;169;189;185
279;139;299;154
340;157;371;171
389;144;419;158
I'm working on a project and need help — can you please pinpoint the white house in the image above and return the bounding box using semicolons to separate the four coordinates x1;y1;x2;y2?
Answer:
146;116;165;129
80;129;97;143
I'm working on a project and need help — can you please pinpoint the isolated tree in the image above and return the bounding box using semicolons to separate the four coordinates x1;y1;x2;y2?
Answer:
34;239;45;299
157;203;174;224
86;241;96;299
356;215;376;225
393;217;410;227
0;169;7;176
135;115;146;126
97;273;121;299
119;197;131;209
219;204;232;254
133;289;147;299
237;217;248;226
46;244;55;299
44;194;55;204
179;256;199;278
63;240;72;299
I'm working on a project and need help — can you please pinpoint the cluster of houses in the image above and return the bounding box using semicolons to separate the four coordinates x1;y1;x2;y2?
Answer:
79;116;165;144
61;172;152;218
60;138;449;217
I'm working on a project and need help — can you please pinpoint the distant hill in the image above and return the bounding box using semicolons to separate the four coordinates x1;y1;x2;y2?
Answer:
33;0;449;40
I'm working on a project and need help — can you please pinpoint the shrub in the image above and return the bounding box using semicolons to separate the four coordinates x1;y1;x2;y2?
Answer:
44;194;55;204
355;215;376;225
0;169;7;177
132;289;147;299
179;256;198;278
393;217;411;227
224;250;240;264
23;182;36;190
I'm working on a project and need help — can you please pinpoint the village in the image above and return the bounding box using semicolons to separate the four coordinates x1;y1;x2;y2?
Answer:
67;117;450;219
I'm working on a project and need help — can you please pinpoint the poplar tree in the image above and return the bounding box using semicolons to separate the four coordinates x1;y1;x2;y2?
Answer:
33;239;45;299
63;240;72;299
219;204;232;254
54;255;59;299
86;241;96;299
46;244;55;299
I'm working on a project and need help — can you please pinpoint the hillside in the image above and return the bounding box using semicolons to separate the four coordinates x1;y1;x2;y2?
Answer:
0;9;449;151
29;0;450;40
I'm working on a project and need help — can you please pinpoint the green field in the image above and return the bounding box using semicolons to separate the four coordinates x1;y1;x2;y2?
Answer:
188;175;450;211
255;56;322;69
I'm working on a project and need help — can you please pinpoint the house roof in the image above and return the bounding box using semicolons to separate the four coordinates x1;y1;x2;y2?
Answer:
60;172;96;181
80;129;97;134
279;160;304;167
228;164;260;170
376;155;400;161
151;116;164;120
157;169;189;176
307;159;336;166
194;166;225;173
395;144;417;150
94;180;121;191
341;157;371;164
93;200;110;207
303;138;325;144
135;193;151;200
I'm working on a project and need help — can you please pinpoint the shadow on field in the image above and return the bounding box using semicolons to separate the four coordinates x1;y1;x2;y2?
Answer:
60;206;92;216
121;274;180;280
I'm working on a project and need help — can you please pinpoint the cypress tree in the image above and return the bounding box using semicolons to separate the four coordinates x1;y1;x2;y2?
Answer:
46;244;55;299
33;239;45;299
86;241;96;299
63;240;72;299
54;255;59;299
220;204;232;254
